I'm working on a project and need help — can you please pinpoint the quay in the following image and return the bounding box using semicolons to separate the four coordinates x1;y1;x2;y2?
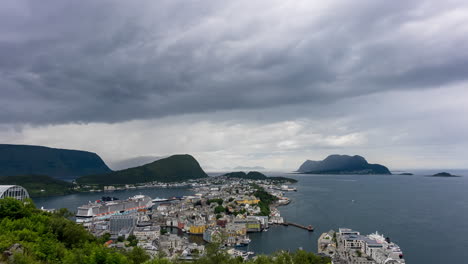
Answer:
281;221;314;232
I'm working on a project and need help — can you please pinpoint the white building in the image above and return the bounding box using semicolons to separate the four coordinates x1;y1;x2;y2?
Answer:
0;185;30;201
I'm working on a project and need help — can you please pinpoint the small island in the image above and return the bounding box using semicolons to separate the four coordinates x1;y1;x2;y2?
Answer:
398;173;414;175
429;172;461;177
297;155;391;175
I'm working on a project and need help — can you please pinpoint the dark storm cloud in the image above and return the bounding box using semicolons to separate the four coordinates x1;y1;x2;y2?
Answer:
1;0;467;124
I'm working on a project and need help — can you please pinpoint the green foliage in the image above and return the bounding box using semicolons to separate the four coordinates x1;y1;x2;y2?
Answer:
252;185;278;216
126;246;151;264
207;198;223;205
77;154;207;185
0;198;129;264
214;205;226;214
0;175;75;197
0;197;36;219
127;235;138;247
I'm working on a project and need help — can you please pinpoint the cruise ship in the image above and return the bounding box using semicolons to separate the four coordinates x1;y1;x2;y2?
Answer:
76;195;153;223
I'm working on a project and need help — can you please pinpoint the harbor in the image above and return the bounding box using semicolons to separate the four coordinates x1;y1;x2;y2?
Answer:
69;176;301;260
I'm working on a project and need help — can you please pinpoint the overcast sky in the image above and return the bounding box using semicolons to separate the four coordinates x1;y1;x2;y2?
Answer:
1;0;468;171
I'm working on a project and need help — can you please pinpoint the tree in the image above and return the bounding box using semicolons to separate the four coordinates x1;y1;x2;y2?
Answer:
127;247;151;264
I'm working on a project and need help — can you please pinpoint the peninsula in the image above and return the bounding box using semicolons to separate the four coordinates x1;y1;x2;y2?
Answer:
223;171;297;183
297;155;391;175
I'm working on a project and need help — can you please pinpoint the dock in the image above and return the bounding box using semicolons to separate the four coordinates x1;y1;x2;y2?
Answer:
281;222;314;232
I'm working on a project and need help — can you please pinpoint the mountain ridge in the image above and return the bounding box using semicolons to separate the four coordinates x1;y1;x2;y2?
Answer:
0;144;112;179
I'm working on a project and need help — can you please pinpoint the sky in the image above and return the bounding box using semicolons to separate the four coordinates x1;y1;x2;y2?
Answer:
1;0;468;171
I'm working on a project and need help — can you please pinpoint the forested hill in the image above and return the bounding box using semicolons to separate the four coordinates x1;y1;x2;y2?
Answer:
222;171;297;183
0;144;111;179
77;154;208;185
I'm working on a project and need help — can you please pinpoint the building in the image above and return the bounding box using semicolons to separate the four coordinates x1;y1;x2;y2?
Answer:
235;197;260;205
203;227;222;243
0;185;30;201
109;215;136;238
133;225;160;242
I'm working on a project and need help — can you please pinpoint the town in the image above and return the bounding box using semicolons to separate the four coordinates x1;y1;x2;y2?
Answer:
74;176;300;260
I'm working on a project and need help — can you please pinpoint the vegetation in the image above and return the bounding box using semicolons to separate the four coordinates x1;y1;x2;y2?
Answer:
0;144;111;179
223;171;297;183
0;175;75;197
207;198;224;205
214;205;226;214
77;154;208;185
252;185;278;216
0;198;330;264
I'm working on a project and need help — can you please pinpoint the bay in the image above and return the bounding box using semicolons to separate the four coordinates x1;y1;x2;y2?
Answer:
33;172;468;263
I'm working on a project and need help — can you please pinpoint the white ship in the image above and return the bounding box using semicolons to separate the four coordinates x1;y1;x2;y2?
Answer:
76;195;153;223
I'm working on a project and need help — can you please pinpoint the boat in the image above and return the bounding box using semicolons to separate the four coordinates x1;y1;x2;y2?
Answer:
152;197;169;202
240;237;251;245
76;195;154;224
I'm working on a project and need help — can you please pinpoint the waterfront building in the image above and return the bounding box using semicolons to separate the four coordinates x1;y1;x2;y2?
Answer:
321;228;405;264
0;185;29;201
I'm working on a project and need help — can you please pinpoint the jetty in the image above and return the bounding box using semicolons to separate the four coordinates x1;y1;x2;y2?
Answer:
281;221;314;232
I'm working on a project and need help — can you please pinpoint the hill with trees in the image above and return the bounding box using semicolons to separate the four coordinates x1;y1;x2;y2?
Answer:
223;171;297;183
77;154;208;185
0;144;111;179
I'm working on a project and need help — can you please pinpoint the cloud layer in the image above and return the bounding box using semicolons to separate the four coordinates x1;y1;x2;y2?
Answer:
1;0;468;169
2;0;468;124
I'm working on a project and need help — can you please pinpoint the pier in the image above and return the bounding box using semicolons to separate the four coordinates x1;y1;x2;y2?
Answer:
281;222;314;232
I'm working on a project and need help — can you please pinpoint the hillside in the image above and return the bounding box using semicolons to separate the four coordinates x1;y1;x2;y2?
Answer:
223;171;297;183
0;144;111;179
297;155;391;175
0;175;74;197
77;154;207;185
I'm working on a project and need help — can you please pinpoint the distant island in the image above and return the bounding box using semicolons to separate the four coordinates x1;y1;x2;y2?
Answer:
297;155;391;175
233;166;266;170
77;154;208;185
398;173;414;175
0;175;74;197
0;144;111;179
222;171;297;183
429;172;460;177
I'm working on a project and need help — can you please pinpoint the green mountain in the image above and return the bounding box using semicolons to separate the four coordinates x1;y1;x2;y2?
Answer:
77;154;207;185
297;154;391;175
0;175;74;197
0;144;111;179
223;171;297;183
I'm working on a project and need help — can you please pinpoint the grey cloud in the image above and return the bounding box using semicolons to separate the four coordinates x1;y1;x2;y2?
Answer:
1;0;468;125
